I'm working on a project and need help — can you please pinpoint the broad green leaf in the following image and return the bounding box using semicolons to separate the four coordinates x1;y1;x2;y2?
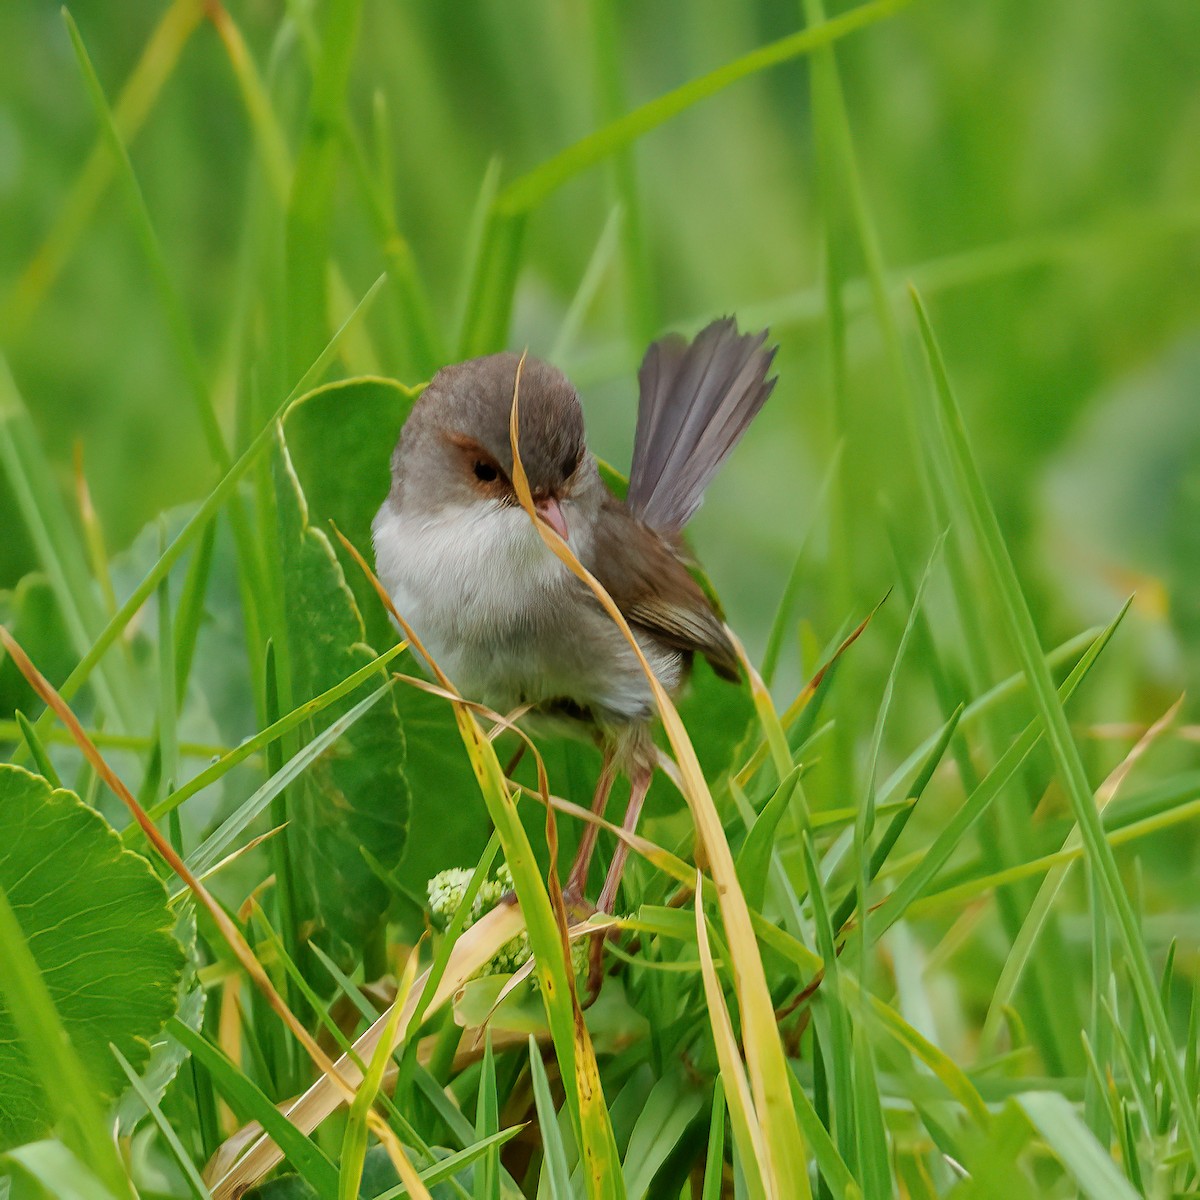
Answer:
278;378;493;903
272;426;409;957
112;909;204;1135
280;378;417;648
621;1070;705;1199
0;1141;124;1200
0;765;184;1150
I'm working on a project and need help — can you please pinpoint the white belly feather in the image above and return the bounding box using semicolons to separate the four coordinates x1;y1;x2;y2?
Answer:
372;498;680;727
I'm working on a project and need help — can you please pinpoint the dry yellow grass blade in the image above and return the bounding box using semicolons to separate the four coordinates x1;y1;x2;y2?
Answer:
210;900;527;1197
505;359;810;1198
333;516;624;1199
0;624;423;1199
695;877;772;1200
343;948;433;1200
0;630;351;1067
205;1022;542;1184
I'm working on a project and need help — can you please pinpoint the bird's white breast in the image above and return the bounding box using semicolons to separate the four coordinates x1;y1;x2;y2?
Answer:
372;497;679;726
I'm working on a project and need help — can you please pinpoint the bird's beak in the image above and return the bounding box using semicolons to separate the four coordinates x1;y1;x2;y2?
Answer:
534;496;569;541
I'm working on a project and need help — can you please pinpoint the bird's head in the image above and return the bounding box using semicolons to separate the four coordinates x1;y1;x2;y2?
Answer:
390;352;590;540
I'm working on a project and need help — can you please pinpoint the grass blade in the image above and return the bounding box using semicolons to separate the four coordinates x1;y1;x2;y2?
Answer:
180;677;395;881
910;285;1200;1165
497;0;916;216
529;1036;574;1200
694;884;770;1200
1019;1092;1138;1200
284;0;364;380
62;8;227;468
1;0;204;338
111;1044;212;1200
867;603;1127;943
170;1021;339;1199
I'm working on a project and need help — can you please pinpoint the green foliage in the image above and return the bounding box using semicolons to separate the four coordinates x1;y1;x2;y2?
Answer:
0;766;183;1149
273;418;410;958
1;0;1199;1196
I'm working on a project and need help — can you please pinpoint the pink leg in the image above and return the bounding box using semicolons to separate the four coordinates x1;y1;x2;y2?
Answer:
587;767;652;997
564;752;617;901
597;766;651;914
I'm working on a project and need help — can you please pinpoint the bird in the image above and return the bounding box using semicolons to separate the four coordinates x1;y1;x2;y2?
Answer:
373;317;777;917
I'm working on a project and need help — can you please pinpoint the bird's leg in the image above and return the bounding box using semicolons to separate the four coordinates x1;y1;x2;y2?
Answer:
597;766;651;914
587;765;652;997
564;751;617;903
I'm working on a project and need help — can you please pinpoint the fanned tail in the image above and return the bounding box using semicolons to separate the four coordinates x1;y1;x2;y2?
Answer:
627;317;777;534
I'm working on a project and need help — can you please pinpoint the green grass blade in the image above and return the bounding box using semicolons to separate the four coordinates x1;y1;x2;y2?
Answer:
787;1071;860;1200
867;603;1127;943
529;1036;574;1200
830;702;961;932
0;0;203;339
15;709;62;788
284;0;364;380
907;793;1200;917
456;209;527;358
694;891;771;1200
170;1019;340;1199
451;158;503;355
340;988;410;1200
25;285;394;756
910;285;1200;1165
173;517;218;707
550;205;623;364
156;522;179;796
497;0;916;216
850;1032;889;1200
801;833;857;1179
1019;1092;1138;1200
760;445;843;689
0;1141;125;1200
179;677;395;881
700;1078;727;1200
145;640;405;830
853;534;942;958
473;1032;499;1200
371;1128;525;1200
112;1044;212;1200
621;1072;705;1199
0;357;137;731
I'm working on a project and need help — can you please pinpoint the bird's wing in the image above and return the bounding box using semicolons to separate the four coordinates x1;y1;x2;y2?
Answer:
627;317;777;535
588;497;740;682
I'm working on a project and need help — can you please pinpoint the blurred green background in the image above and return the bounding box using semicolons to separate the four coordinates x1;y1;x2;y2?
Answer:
1;0;1199;1130
2;0;1199;732
3;0;1199;675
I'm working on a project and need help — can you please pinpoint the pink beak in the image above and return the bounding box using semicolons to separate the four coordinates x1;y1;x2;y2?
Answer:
534;496;569;541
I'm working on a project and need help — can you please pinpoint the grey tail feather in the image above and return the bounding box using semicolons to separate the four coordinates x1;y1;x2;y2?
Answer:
627;317;777;533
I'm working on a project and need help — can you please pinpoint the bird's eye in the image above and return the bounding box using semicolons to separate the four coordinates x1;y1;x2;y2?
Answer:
473;460;498;483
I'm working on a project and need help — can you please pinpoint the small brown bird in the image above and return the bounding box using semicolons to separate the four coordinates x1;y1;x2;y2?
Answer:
373;318;776;911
